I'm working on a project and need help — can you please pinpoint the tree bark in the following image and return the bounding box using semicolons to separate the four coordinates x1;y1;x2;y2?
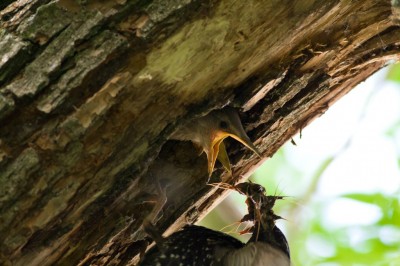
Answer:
0;0;399;265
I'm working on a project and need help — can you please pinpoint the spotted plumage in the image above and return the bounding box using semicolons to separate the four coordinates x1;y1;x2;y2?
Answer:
140;225;244;266
140;182;290;266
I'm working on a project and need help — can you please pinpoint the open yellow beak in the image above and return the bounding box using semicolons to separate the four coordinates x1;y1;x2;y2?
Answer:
207;132;261;177
228;133;261;157
217;141;232;175
208;138;225;177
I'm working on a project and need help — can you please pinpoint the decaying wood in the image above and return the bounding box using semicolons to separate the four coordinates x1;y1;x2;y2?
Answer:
0;0;399;265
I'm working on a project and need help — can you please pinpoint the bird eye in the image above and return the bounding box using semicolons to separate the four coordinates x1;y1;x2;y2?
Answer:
219;121;229;129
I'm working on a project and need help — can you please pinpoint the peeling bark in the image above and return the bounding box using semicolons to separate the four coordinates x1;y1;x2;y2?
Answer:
0;0;399;265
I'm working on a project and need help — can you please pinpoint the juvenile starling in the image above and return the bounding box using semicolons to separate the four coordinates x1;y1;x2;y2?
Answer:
171;107;260;178
140;182;290;266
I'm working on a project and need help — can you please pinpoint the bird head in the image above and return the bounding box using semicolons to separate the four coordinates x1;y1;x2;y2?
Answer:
204;107;261;176
171;107;261;178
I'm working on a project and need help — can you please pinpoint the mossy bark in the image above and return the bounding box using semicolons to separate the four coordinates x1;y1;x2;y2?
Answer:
0;0;399;265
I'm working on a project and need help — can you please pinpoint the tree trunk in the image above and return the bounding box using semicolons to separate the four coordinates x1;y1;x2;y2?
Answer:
0;0;399;265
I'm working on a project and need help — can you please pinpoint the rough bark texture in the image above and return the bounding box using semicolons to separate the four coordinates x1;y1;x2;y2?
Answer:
0;0;399;265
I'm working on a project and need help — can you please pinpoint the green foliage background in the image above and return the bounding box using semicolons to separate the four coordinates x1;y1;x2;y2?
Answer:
199;64;400;266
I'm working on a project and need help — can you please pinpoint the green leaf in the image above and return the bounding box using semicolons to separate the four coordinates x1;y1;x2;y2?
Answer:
386;63;400;83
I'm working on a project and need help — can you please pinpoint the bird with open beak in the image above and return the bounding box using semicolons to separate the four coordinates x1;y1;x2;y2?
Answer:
171;107;260;179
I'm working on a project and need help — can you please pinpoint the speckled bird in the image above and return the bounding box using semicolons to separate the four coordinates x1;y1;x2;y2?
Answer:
171;107;260;178
140;182;290;266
